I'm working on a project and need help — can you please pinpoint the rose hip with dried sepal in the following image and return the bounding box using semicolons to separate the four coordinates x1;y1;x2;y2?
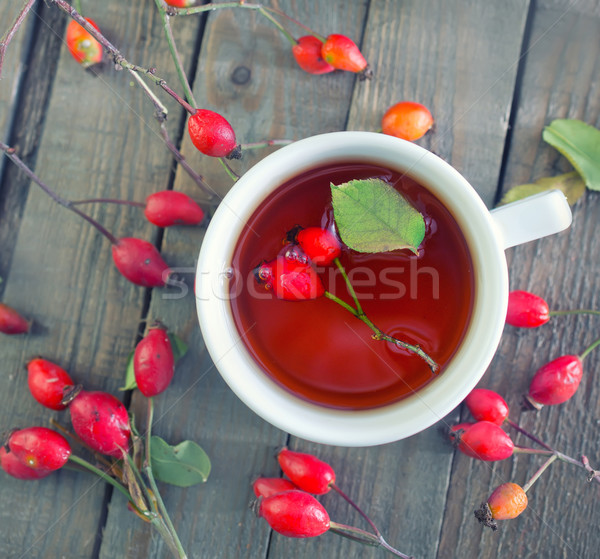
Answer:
292;35;335;75
27;357;75;411
144;191;204;228
321;34;372;80
6;427;71;471
506;290;550;328
277;447;335;494
0;302;30;334
63;387;131;458
449;421;514;461
475;482;528;530
464;388;509;425
256;489;331;538
188;109;241;159
252;477;298;498
133;322;175;397
255;256;325;301
111;237;170;288
0;447;52;480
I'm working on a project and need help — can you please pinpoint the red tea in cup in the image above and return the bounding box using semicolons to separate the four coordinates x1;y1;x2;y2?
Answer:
229;161;474;410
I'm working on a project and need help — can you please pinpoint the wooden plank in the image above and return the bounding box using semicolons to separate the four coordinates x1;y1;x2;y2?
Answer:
0;2;198;558
438;2;600;558
270;1;531;558
97;1;371;557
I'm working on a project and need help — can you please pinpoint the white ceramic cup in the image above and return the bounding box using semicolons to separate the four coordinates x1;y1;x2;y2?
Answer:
195;131;572;447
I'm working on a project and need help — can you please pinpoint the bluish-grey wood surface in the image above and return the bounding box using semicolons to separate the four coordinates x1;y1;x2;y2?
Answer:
0;1;598;558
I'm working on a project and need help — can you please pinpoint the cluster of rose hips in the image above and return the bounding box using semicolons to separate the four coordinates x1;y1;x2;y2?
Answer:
0;323;196;559
253;448;414;558
448;290;600;531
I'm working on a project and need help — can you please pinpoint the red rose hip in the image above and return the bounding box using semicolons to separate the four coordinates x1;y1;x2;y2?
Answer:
27;357;75;410
506;290;550;328
66;388;131;458
0;447;52;480
6;427;71;471
144;191;204;227
256;490;330;537
321;34;371;79
526;355;583;409
0;303;30;334
111;237;170;288
188;109;239;158
255;256;325;301
252;477;298;498
277;448;335;494
452;421;514;461
292;36;334;75
134;323;175;397
464;388;509;425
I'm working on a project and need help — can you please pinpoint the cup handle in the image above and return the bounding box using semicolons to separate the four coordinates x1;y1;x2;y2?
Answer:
489;190;572;250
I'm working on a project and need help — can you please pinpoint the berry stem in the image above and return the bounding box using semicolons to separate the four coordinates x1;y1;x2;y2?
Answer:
334;257;364;315
549;309;600;318
505;418;553;451
256;7;296;45
144;397;188;559
522;454;558;493
68;454;133;502
579;335;600;361
0;142;119;244
331;483;380;536
324;290;439;372
329;521;414;559
70;198;146;208
219;157;240;181
0;0;36;80
154;0;198;109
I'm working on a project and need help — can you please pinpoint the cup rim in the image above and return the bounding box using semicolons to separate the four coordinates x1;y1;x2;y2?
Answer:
195;131;508;446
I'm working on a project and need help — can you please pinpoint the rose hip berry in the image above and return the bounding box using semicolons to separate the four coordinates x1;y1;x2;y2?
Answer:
0;447;51;480
164;0;196;6
27;357;75;411
475;482;528;530
111;237;170;288
451;421;514;461
252;477;298;498
6;427;71;471
381;101;434;142
526;355;583;409
506;290;550;328
321;34;372;79
289;226;341;266
277;448;335;494
0;302;30;334
255;256;325;301
464;388;509;425
65;388;131;458
292;36;335;75
256;489;330;538
65;18;103;67
188;109;240;158
133;323;175;397
144;191;204;227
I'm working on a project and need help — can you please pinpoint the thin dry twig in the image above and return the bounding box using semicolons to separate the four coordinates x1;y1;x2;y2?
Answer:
0;0;37;80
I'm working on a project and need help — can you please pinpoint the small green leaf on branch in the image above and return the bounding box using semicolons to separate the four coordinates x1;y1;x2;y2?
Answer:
500;171;586;206
150;436;211;487
331;178;425;254
543;119;600;191
168;332;188;362
120;350;137;391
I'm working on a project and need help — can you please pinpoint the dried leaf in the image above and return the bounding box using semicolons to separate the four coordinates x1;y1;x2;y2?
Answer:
500;172;585;206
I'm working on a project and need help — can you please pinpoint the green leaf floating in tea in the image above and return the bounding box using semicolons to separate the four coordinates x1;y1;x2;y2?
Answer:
330;177;425;254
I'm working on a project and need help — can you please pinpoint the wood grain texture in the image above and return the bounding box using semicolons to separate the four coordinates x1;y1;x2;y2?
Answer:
438;3;600;558
0;2;199;557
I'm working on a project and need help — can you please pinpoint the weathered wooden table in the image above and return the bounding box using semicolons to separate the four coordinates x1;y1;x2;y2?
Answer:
1;1;599;557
